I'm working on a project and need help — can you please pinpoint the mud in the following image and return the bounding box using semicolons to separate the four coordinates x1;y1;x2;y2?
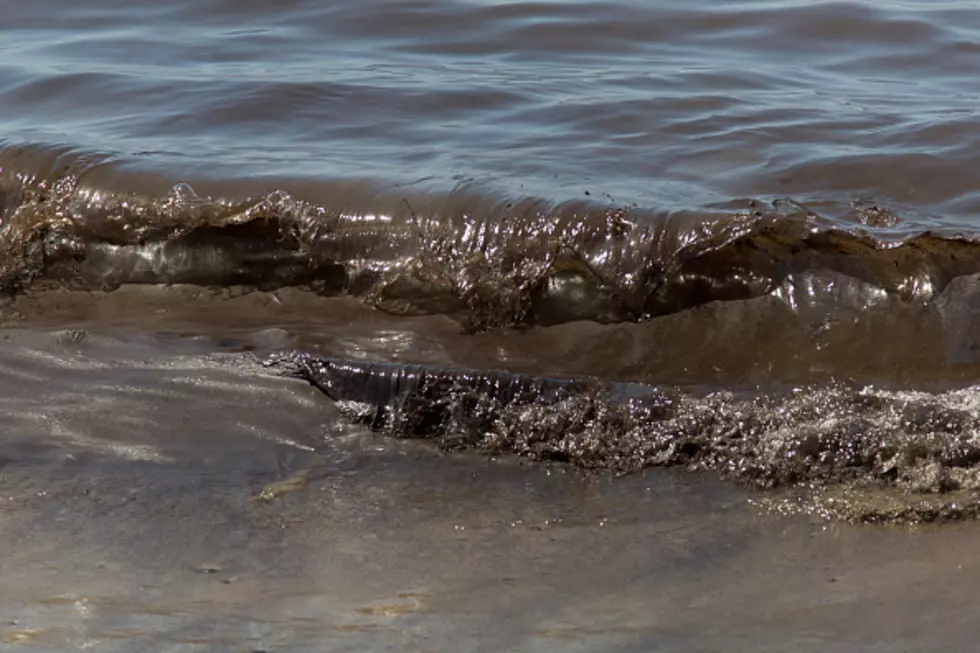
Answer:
283;353;980;523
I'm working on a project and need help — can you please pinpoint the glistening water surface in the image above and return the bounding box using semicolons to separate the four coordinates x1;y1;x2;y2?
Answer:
3;0;980;650
5;0;980;220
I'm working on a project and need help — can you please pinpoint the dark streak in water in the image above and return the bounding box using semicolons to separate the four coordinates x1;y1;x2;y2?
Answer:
275;351;980;523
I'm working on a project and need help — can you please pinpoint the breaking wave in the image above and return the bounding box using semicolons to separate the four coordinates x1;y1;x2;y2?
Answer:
5;144;980;335
272;352;980;524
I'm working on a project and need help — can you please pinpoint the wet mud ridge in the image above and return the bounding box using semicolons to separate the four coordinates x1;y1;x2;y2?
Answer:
271;352;980;524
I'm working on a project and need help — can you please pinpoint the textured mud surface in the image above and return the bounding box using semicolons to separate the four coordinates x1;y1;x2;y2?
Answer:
283;353;980;523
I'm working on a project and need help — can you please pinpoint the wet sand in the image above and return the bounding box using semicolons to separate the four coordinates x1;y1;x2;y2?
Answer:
1;326;980;651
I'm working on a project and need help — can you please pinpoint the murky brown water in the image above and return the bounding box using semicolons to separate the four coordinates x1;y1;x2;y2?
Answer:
4;0;980;649
1;327;980;652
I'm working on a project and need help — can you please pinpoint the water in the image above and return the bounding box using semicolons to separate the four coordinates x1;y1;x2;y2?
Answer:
4;0;980;650
4;1;980;221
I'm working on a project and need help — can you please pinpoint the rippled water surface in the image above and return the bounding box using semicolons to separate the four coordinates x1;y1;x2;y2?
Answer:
4;1;980;650
4;0;980;219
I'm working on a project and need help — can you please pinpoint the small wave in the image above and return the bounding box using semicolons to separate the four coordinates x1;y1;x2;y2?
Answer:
5;144;980;333
275;351;980;523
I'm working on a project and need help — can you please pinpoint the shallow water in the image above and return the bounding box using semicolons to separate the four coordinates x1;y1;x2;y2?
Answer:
2;329;980;652
4;0;980;649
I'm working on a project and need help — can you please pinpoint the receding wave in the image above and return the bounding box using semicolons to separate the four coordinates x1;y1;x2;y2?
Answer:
270;351;980;523
5;144;980;336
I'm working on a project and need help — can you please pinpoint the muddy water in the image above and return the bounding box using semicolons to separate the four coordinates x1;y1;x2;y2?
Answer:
5;0;980;649
0;327;979;652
